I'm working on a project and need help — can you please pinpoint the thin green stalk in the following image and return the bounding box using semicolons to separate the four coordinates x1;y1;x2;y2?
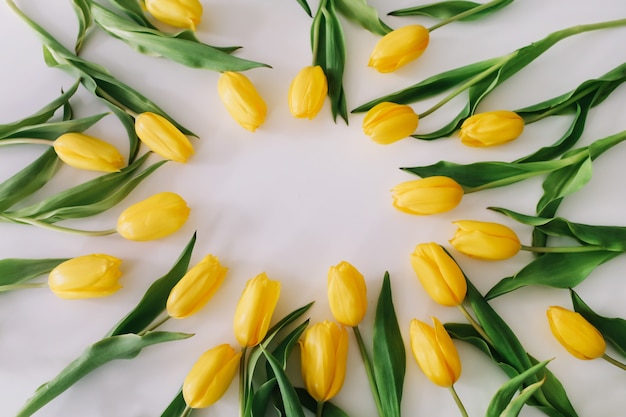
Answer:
137;314;171;336
0;138;54;146
352;325;384;417
521;245;609;253
448;384;469;417
0;283;48;292
0;213;117;237
457;304;495;346
316;400;324;417
180;405;193;417
239;346;248;417
428;0;508;32
602;353;626;371
522;85;597;124
310;0;328;65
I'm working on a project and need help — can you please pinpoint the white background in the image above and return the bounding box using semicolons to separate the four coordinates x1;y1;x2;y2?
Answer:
1;1;626;416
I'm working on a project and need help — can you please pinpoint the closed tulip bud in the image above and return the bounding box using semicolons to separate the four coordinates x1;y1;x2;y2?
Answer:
450;220;521;260
409;317;462;388
547;306;606;360
53;132;125;173
300;321;349;402
144;0;203;31
362;102;419;145
218;71;267;132
459;111;525;147
48;254;122;299
166;255;228;319
182;344;242;409
288;65;328;119
368;25;430;73
134;112;194;163
392;176;463;215
327;261;367;327
233;272;281;347
117;192;190;241
410;243;466;307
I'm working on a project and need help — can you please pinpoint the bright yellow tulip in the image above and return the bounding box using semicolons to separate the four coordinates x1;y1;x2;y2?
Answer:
233;272;281;347
368;25;430;73
300;321;349;402
409;317;462;387
117;192;190;241
547;306;606;360
144;0;203;31
362;102;419;144
327;261;367;327
166;254;228;319
217;71;267;132
288;65;328;119
182;344;242;409
459;110;525;147
53;132;125;173
450;220;521;260
48;254;122;299
410;243;466;307
134;112;194;163
391;176;463;215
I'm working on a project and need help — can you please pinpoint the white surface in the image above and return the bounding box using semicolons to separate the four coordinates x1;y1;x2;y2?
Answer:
1;1;626;416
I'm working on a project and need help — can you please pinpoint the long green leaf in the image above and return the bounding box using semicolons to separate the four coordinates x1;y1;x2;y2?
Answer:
105;0;158;27
486;360;549;417
0;258;68;287
261;347;306;417
70;0;93;52
295;0;313;16
335;0;392;36
15;331;192;417
389;0;513;20
499;378;546;417
0;113;108;140
160;389;188;417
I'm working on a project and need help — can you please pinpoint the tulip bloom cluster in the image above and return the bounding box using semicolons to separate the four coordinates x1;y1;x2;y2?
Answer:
144;0;203;31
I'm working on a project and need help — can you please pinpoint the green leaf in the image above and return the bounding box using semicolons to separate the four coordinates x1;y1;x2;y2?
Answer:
295;0;313;16
160;389;188;417
70;0;93;53
251;379;278;417
485;251;621;299
536;153;592;216
261;347;306;417
372;272;405;417
0;113;108;141
105;0;158;27
389;0;514;20
15;331;192;417
486;360;549;417
335;0;392;36
0;148;61;211
499;378;547;417
570;289;626;358
106;232;197;337
0;258;68;287
296;388;351;417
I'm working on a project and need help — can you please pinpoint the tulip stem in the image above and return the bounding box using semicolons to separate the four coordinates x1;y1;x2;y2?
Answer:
316;401;324;417
352;326;384;417
239;346;249;417
602;353;626;371
94;87;139;118
448;385;469;417
0;213;117;237
180;405;193;417
458;304;495;346
521;245;608;253
138;314;171;336
0;282;48;292
0;138;54;147
522;85;597;124
428;0;509;32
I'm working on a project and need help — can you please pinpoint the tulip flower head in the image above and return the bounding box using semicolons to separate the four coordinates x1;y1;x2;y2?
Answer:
450;220;521;260
217;71;267;132
144;0;203;31
410;243;466;307
166;254;228;319
53;132;125;173
233;272;281;347
48;254;122;299
117;192;190;241
409;317;462;388
327;261;368;327
368;25;430;73
300;321;349;402
547;306;606;360
182;344;242;409
134;112;194;163
288;65;328;119
459;110;525;147
362;102;419;145
392;176;463;215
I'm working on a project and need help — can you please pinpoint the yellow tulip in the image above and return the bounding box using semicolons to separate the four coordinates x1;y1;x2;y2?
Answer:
288;65;328;119
53;132;125;173
410;243;466;307
368;25;430;73
217;71;267;132
459;111;525;147
233;272;281;347
409;317;462;388
166;254;228;319
450;220;521;260
362;102;419;145
117;192;190;241
300;321;349;402
144;0;203;31
547;306;606;360
48;254;122;299
327;261;367;327
182;344;242;409
391;176;463;215
134;112;194;163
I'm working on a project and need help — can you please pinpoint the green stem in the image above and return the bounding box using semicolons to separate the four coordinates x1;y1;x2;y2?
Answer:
239;346;248;417
310;0;328;65
0;138;54;146
137;314;171;336
521;245;609;253
448;385;469;417
352;326;384;417
457;304;495;346
602;353;626;371
316;401;324;417
0;282;48;292
94;86;138;118
0;213;117;237
428;0;508;32
180;405;193;417
522;85;596;124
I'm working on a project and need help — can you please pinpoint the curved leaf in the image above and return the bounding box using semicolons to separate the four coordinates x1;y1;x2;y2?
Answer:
0;258;68;287
261;347;306;417
0;113;108;141
335;0;392;36
389;0;514;20
486;360;549;417
70;0;93;52
160;389;187;417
